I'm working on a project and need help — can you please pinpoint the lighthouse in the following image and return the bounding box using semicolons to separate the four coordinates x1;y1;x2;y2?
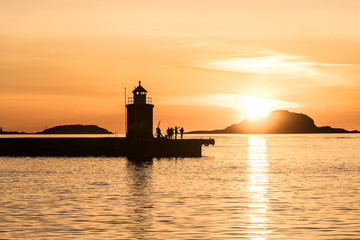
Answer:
126;81;154;139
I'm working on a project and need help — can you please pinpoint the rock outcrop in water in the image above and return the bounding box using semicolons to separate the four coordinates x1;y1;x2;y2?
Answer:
39;124;112;134
190;110;359;134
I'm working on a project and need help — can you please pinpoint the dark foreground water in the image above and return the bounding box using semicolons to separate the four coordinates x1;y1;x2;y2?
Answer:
1;134;360;239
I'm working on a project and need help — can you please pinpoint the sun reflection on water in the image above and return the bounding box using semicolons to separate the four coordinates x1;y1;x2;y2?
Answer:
246;136;270;239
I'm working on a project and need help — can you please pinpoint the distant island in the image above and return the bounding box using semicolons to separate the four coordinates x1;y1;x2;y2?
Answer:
0;124;112;134
189;110;359;134
40;124;112;134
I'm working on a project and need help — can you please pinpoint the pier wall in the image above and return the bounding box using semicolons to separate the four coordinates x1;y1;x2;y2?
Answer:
0;138;214;158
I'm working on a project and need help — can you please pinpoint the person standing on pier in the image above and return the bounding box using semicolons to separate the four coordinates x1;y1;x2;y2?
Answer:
175;126;179;139
156;126;163;138
170;127;174;139
166;127;170;139
180;127;184;139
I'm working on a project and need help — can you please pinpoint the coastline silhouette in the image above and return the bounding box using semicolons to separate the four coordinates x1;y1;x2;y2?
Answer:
0;124;112;134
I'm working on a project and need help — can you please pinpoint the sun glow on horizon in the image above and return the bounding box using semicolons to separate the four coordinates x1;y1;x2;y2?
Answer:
242;96;274;119
163;93;300;122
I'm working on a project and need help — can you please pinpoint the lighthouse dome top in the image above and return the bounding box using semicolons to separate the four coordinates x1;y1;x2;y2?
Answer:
132;81;147;95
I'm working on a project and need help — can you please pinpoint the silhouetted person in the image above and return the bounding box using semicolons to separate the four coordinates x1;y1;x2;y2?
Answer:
180;127;184;139
170;127;174;139
175;126;179;139
166;127;170;139
156;127;163;138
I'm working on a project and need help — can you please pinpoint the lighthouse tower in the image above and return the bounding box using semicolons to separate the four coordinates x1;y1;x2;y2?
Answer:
126;81;154;139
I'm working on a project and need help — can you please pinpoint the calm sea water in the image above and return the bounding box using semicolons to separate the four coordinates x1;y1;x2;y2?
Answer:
1;134;359;239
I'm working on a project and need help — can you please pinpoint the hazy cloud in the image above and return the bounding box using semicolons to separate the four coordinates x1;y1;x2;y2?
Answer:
190;46;355;87
159;93;300;111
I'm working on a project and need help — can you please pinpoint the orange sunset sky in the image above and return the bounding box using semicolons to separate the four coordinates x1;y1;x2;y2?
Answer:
1;0;360;133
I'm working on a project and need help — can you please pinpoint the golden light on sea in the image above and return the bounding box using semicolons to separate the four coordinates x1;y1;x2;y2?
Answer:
246;136;270;239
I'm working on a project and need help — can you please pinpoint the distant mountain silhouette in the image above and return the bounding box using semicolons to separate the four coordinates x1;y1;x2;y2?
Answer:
0;130;27;134
39;124;112;134
190;110;359;134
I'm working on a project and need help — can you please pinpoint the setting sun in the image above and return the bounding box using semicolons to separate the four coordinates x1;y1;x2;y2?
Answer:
242;96;273;119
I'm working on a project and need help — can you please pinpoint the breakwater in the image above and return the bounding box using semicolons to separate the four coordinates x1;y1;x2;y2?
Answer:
0;137;215;158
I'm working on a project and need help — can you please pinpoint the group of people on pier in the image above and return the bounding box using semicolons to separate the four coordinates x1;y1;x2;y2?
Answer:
155;125;184;139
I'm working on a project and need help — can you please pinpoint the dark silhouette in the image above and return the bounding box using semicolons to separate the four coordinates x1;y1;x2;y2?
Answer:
175;126;179;139
40;124;112;134
126;81;154;139
188;110;359;134
155;121;163;138
155;127;163;138
0;137;215;158
170;127;174;139
0;130;28;134
0;126;28;134
180;127;184;139
166;127;170;139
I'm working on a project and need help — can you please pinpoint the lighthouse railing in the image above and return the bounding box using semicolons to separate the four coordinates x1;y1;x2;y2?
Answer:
127;97;152;104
